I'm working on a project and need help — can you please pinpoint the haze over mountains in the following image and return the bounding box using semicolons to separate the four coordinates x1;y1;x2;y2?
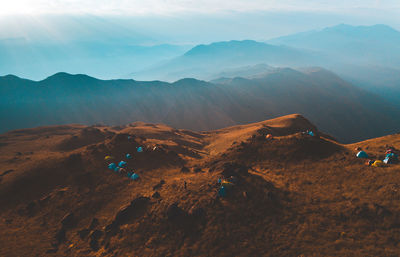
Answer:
0;40;190;80
269;24;400;105
1;68;399;143
130;40;317;81
1;23;400;143
269;24;400;66
132;24;400;106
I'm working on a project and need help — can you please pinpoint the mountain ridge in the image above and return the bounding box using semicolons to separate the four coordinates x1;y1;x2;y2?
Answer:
1;68;400;143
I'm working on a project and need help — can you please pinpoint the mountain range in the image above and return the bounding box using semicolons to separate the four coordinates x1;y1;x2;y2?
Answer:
269;24;400;105
133;24;400;107
131;40;319;81
269;24;400;67
1;68;399;143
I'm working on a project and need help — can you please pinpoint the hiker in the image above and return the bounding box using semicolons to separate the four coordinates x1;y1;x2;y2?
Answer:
218;186;226;197
228;176;238;184
365;159;374;166
119;168;127;175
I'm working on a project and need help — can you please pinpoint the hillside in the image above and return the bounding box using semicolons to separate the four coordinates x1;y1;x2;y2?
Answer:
1;114;400;256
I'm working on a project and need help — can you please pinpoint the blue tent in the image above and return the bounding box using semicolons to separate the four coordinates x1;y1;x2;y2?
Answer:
114;166;120;172
218;186;226;197
137;147;143;153
384;152;398;164
108;163;117;170
126;153;132;159
119;161;127;168
127;171;133;178
356;151;369;158
131;173;140;181
308;131;315;136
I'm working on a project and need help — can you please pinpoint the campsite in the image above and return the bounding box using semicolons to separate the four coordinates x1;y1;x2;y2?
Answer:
1;114;400;256
1;1;400;256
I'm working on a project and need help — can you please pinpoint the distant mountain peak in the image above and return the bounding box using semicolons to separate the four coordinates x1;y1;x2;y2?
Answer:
324;23;398;33
43;72;98;83
172;78;208;86
1;74;22;80
184;40;271;56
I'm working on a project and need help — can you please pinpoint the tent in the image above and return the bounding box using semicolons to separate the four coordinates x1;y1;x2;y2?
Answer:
130;173;140;181
118;161;127;168
126;153;132;159
356;151;369;158
137;147;143;153
108;163;117;170
104;156;114;161
383;152;398;164
308;131;315;136
371;160;384;167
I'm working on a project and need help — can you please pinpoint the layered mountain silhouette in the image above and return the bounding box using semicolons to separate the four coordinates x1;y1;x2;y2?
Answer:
2;68;399;142
131;40;319;81
269;24;400;67
268;24;400;105
133;24;400;107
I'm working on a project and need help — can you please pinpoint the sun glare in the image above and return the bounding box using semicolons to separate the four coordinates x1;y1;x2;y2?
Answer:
0;0;37;15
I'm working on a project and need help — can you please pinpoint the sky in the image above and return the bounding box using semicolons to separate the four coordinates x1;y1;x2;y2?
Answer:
0;0;399;16
0;1;399;44
0;0;399;79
